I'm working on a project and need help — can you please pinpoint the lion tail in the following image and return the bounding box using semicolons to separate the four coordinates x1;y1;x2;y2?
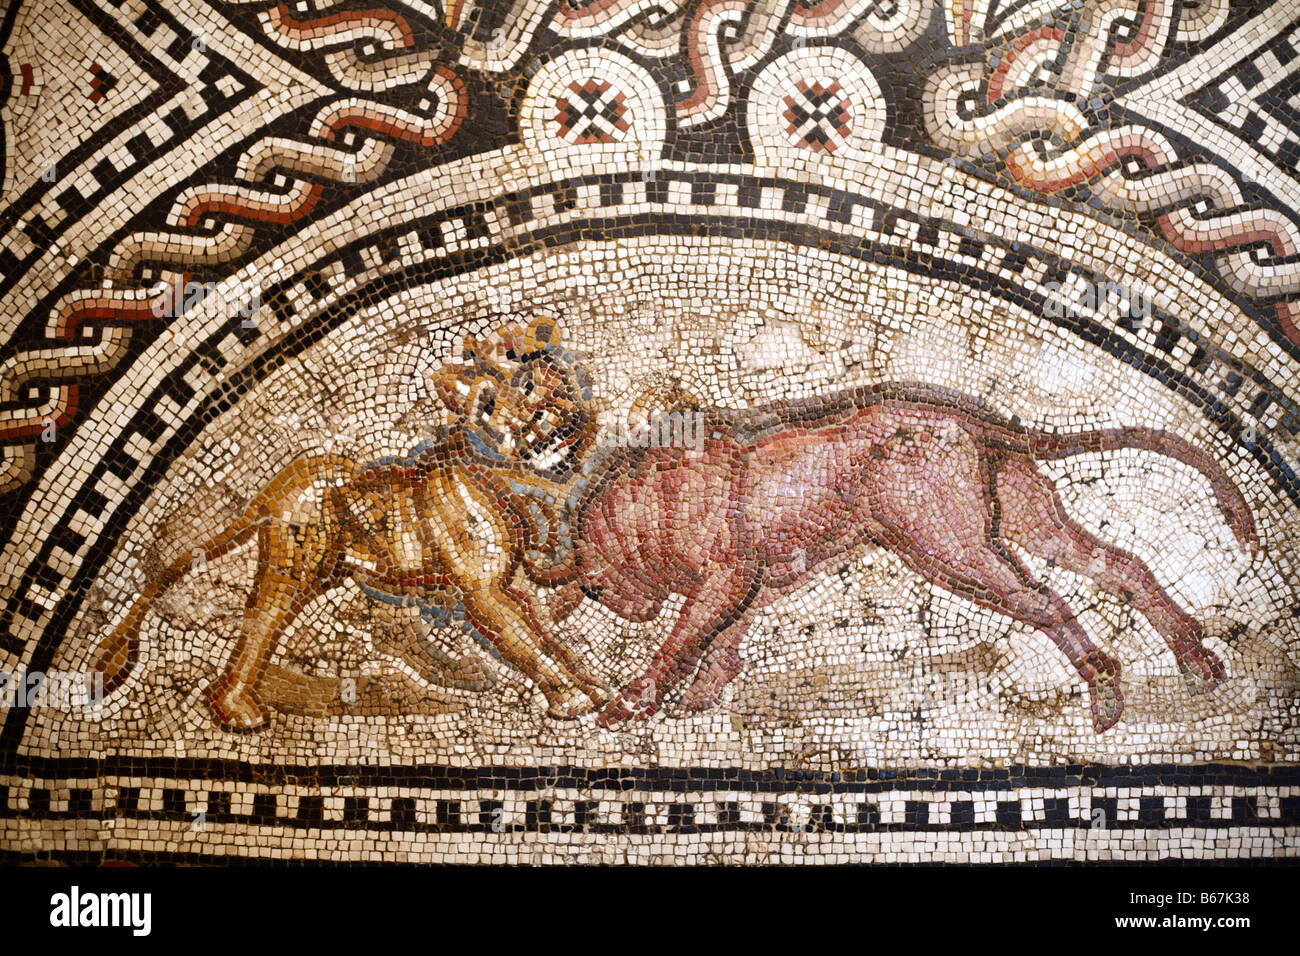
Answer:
93;499;264;694
1025;425;1258;556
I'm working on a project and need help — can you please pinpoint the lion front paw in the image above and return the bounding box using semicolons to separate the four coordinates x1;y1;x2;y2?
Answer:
1088;672;1125;733
209;681;269;731
675;677;726;714
596;677;660;728
544;686;598;720
1177;647;1227;696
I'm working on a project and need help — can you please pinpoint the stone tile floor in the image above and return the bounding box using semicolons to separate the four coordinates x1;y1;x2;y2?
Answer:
0;0;1297;863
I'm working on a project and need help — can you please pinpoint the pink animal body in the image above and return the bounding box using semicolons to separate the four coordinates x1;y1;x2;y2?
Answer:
546;384;1256;732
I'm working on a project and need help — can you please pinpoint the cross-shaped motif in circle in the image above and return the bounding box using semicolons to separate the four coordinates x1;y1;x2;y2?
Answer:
554;79;631;145
782;80;853;153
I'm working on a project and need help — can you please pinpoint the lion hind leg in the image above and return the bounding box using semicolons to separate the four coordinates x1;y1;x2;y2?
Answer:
208;568;322;730
867;454;1124;732
94;453;352;704
92;496;266;694
995;456;1226;696
207;514;332;730
907;536;1124;733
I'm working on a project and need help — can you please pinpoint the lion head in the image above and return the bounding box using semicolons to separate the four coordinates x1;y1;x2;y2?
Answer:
430;315;598;481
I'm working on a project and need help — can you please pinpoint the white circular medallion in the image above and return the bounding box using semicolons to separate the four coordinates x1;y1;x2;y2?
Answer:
747;46;886;165
521;48;668;161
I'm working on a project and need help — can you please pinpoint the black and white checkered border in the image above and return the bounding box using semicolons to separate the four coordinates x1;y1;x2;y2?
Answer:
2;775;1297;834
